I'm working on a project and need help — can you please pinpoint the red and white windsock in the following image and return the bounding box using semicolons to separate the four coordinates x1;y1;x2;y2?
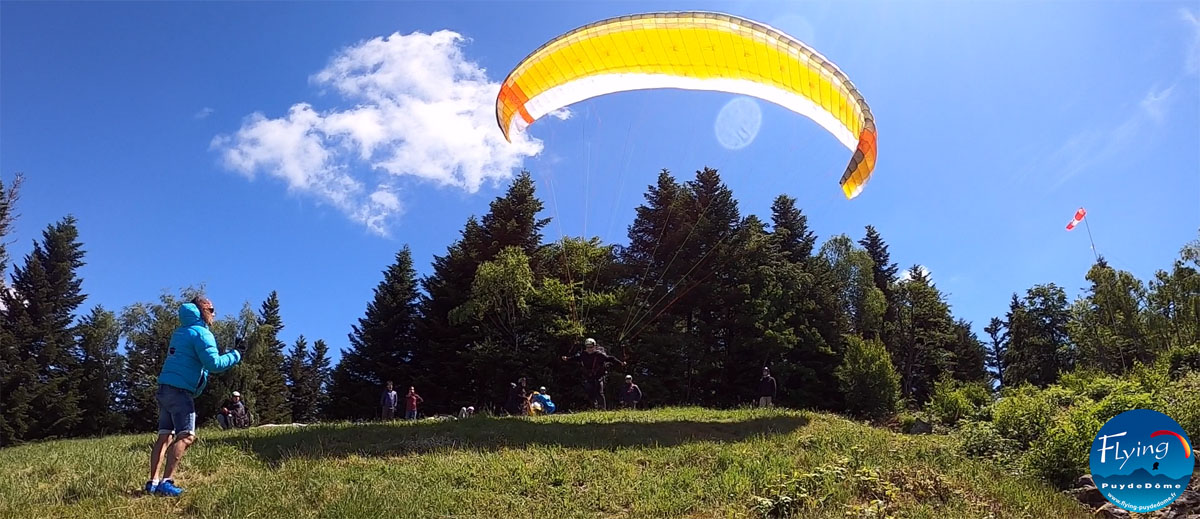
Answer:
1066;207;1086;231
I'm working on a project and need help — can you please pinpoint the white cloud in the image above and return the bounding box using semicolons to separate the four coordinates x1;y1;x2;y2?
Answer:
1029;83;1175;190
547;107;573;120
1020;11;1198;192
195;107;214;119
1182;8;1200;75
211;30;550;235
1140;84;1175;123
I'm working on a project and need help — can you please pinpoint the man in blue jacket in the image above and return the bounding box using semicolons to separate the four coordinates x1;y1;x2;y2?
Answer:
146;296;241;497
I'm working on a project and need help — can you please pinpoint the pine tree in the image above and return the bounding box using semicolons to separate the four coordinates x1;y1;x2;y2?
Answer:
285;335;313;422
891;264;956;404
1005;284;1072;387
859;225;900;343
75;305;126;436
614;170;691;405
249;291;290;424
2;216;88;440
948;318;988;382
983;316;1009;385
329;246;422;419
307;339;332;420
769;194;816;261
416;172;558;412
767;200;844;409
0;173;33;445
480;170;550;259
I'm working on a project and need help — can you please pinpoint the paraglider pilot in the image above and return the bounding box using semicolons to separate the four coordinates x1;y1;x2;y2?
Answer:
561;338;626;410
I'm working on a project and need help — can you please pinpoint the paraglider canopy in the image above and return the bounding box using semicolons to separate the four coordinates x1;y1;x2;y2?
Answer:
495;10;878;199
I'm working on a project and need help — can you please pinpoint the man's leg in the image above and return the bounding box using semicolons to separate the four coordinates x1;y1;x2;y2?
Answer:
161;432;196;481
584;380;601;409
148;433;171;489
147;385;174;492
156;387;196;496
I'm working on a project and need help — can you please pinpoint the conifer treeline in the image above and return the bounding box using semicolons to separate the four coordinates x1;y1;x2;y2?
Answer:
2;170;1196;445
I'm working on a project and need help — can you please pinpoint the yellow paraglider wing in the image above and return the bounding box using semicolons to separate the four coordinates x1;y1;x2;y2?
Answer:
495;11;878;199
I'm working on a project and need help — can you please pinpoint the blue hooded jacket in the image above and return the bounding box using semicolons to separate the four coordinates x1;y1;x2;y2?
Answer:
157;302;241;397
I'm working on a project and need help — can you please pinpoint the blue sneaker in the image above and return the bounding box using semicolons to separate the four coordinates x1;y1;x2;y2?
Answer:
155;479;183;497
144;481;158;494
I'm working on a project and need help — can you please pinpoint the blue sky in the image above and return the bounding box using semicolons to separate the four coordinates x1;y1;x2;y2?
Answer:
2;1;1198;365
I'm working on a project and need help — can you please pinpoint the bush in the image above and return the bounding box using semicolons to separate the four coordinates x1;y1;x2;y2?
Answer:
1093;391;1158;425
836;335;900;419
1158;371;1200;439
928;377;993;425
954;420;1019;462
1166;344;1200;379
1022;403;1103;489
1057;369;1141;401
992;386;1057;447
898;412;917;433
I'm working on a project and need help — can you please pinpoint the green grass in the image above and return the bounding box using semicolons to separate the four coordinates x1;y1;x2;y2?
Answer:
0;407;1090;518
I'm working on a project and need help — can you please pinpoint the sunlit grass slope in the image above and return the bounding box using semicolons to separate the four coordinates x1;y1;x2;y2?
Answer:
0;407;1089;518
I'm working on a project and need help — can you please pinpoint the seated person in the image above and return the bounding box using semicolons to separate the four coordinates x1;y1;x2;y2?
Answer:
217;391;251;429
530;387;556;415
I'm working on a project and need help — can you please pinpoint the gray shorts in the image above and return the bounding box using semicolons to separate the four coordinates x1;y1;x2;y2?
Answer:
156;384;197;436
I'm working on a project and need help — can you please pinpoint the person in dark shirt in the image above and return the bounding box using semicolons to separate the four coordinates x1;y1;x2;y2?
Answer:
217;391;250;429
758;367;777;407
561;338;626;410
619;374;642;409
380;381;398;420
506;377;531;416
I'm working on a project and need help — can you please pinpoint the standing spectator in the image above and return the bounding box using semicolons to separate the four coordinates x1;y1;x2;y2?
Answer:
405;386;424;420
619;375;642;409
380;381;398;420
758;367;777;407
506;377;530;416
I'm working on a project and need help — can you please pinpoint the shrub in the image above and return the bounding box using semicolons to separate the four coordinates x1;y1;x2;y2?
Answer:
1022;403;1103;489
928;377;993;426
1158;371;1200;439
1093;391;1158;425
954;420;1019;462
1166;344;1200;379
992;386;1057;447
836;335;900;419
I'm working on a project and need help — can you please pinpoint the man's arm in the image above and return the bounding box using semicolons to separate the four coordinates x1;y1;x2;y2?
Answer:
195;328;241;373
603;352;626;366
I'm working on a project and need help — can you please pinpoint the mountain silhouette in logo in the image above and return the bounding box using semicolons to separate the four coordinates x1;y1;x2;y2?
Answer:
1094;468;1191;489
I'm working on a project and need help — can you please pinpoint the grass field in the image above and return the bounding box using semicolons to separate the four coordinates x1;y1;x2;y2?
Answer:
0;407;1091;518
